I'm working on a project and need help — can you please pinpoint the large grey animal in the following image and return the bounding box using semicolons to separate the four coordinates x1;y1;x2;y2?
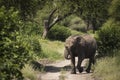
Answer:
64;34;97;74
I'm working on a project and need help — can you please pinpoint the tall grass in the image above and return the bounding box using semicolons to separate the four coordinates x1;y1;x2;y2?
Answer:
22;64;39;80
94;50;120;80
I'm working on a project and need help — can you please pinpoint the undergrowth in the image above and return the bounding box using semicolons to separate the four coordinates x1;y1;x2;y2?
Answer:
94;50;120;80
22;64;39;80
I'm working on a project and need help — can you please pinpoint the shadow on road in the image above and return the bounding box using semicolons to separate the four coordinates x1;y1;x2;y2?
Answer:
31;60;93;74
44;65;71;72
30;60;72;73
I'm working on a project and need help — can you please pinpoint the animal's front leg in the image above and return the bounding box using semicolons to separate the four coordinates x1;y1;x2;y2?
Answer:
71;56;76;74
77;58;83;73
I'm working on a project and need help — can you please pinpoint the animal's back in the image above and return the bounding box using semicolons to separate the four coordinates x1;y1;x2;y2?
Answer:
82;34;97;57
82;34;96;45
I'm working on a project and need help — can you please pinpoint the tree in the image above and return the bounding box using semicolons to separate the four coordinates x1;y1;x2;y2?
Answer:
0;0;45;20
42;0;76;38
41;0;111;38
109;0;120;21
42;8;74;38
74;0;111;33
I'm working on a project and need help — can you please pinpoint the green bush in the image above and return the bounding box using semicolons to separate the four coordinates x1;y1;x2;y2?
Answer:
20;21;43;36
0;6;32;79
0;6;42;79
47;25;71;41
97;19;120;56
28;36;42;57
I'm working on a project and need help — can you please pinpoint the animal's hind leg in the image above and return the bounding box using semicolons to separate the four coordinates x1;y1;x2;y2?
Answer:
92;58;95;65
86;58;93;73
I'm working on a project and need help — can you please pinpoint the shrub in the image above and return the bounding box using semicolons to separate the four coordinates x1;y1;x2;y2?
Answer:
47;25;71;41
20;21;43;36
0;6;33;79
97;19;120;56
22;64;38;80
0;6;43;79
28;36;42;57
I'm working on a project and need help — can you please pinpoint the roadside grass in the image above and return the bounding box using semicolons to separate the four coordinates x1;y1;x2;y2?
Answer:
22;64;39;80
59;69;66;80
39;39;64;61
94;51;120;80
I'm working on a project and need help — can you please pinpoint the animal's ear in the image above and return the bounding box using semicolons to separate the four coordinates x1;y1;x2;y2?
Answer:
74;36;81;42
76;37;81;42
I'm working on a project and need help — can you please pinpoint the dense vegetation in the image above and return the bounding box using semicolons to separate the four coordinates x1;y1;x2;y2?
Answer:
0;0;43;79
97;19;120;56
0;7;28;79
0;0;120;79
93;0;120;80
94;19;120;80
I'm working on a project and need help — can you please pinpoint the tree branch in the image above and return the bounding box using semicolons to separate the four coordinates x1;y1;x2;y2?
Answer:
48;12;74;30
48;8;57;27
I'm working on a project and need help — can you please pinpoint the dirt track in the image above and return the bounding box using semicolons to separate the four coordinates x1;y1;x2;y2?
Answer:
38;58;95;80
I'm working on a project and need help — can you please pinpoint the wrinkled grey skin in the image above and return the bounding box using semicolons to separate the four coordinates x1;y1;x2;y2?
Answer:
64;34;97;74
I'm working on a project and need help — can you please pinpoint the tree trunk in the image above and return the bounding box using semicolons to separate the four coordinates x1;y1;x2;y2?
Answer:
92;18;96;33
42;9;57;39
42;28;48;39
86;20;89;31
42;20;49;38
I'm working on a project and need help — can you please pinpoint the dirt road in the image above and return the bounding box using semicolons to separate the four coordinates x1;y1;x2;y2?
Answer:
38;58;95;80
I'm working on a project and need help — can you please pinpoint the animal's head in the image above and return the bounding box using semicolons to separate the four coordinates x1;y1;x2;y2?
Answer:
64;35;81;59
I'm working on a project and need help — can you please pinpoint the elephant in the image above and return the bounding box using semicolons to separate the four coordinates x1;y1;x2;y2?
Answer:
64;34;97;74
